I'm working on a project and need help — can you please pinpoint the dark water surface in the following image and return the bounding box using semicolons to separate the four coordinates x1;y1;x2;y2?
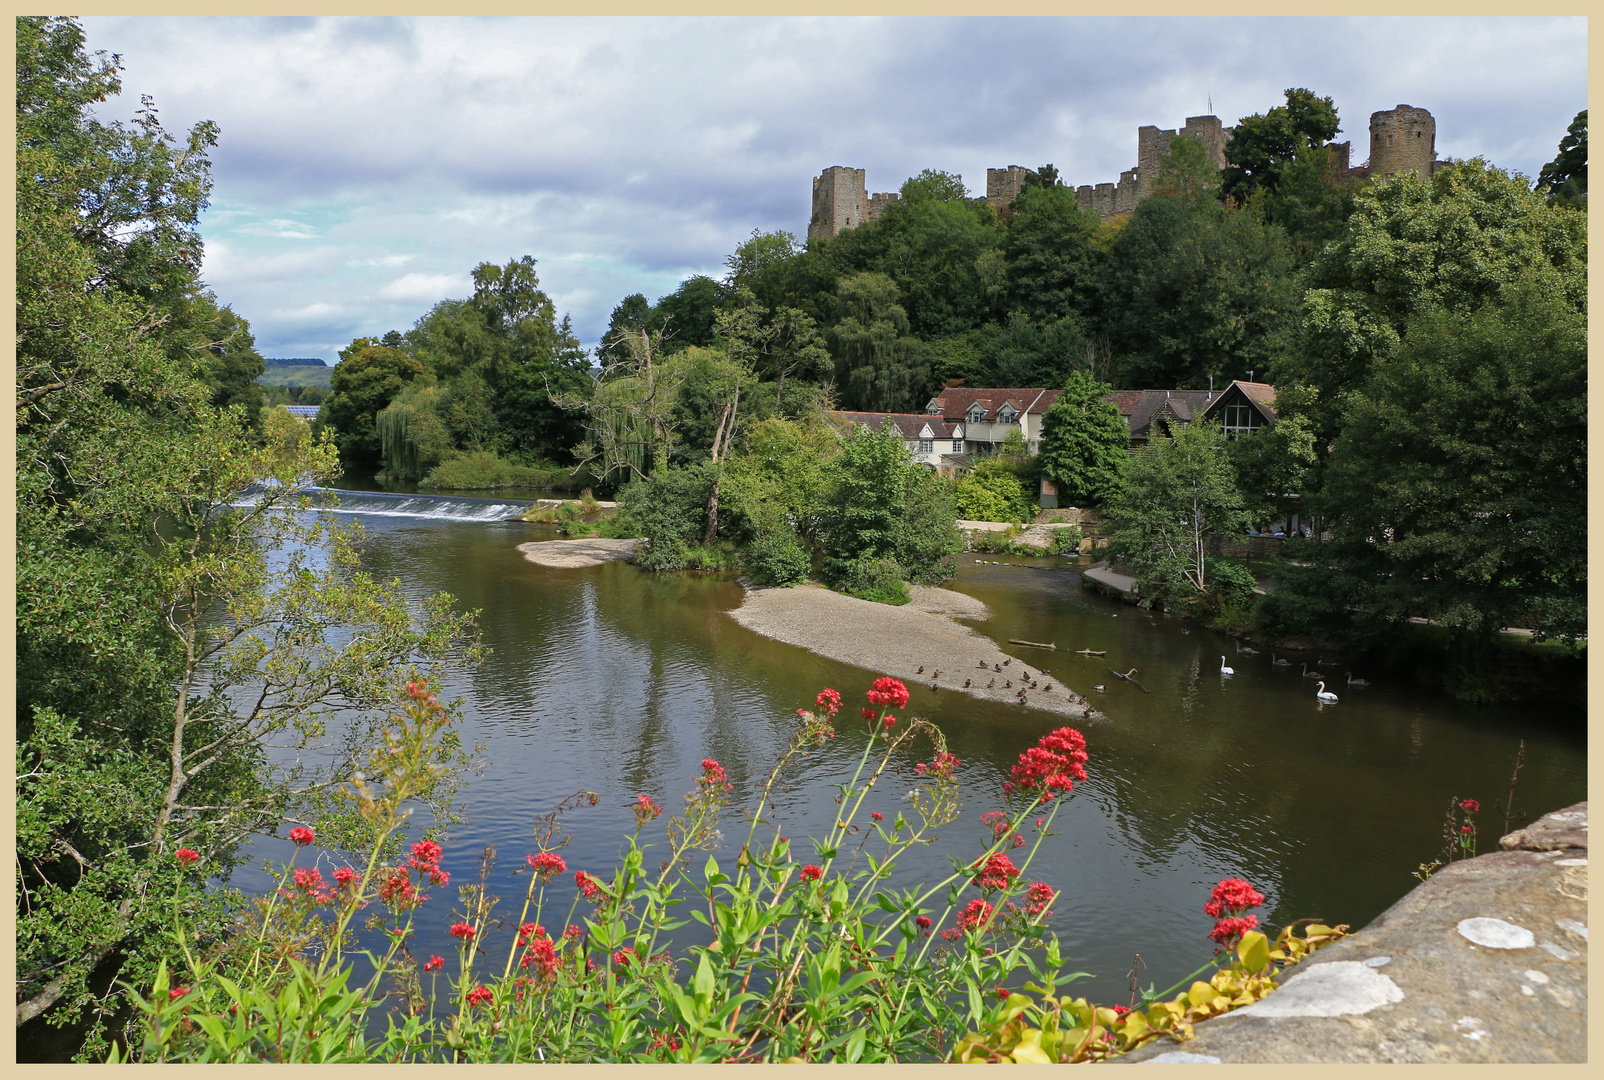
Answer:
236;497;1586;1005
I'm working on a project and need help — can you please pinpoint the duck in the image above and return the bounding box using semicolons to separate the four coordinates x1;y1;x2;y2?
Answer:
1003;659;1012;667
1044;683;1054;692
1005;680;1013;689
1317;658;1339;667
931;682;939;692
1093;684;1106;692
1315;681;1339;703
1030;680;1039;689
1271;654;1291;667
963;679;972;688
1300;663;1323;680
1346;672;1370;688
932;670;940;679
987;678;996;688
1235;641;1259;655
917;666;925;674
1220;655;1235;676
978;659;989;669
994;663;1002;672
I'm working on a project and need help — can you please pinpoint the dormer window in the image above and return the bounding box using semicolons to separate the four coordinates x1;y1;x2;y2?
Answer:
998;407;1018;425
968;406;986;424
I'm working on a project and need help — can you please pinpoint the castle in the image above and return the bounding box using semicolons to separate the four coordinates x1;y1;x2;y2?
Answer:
807;104;1443;238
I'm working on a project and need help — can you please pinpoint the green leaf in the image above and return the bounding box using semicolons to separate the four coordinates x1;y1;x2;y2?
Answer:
874;892;900;914
1236;929;1271;974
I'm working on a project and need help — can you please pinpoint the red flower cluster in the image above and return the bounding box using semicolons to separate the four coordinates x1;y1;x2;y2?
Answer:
527;851;567;880
942;898;995;939
815;688;842;716
1460;824;1474;834
799;864;823;882
288;826;315;847
914;751;961;779
972;853;1020;892
1024;881;1055;917
175;848;200;866
465;986;493;1008
697;759;732;793
408;840;450;887
871;811;884;821
423;955;445;973
377;866;420;910
449;921;476;941
168;986;191;1001
1111;1004;1130;1018
333;866;357;888
519;925;558;978
1459;798;1480;814
867;677;910;711
1204;877;1265;947
650;1031;683;1053
860;708;877;720
612;946;639;969
1006;727;1088;801
915;915;933;933
633;792;664;827
575;870;604;901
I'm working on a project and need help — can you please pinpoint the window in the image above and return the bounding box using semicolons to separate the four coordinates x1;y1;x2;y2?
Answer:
999;409;1018;425
1221;404;1262;438
952;439;963;452
969;407;985;424
918;439;933;454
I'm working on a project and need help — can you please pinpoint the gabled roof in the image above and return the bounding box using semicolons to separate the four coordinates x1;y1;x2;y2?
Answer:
1102;381;1278;440
926;388;1062;421
826;411;958;440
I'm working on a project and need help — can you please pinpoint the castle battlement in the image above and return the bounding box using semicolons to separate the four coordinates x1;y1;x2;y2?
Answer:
808;105;1442;236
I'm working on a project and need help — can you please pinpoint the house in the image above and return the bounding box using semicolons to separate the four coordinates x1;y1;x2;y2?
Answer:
1103;380;1277;447
921;387;1063;457
825;410;967;469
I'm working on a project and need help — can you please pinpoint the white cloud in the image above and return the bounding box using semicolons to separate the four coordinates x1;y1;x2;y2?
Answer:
376;272;472;303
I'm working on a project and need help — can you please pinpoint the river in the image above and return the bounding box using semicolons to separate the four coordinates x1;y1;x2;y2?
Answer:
233;488;1587;1009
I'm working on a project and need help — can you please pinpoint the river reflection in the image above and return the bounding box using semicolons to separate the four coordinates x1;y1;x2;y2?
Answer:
232;505;1586;1006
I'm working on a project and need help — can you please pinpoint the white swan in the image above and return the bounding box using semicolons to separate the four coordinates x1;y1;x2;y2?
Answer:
1219;655;1234;676
1315;681;1339;703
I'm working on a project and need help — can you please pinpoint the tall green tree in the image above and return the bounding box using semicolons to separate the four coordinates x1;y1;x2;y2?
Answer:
1535;108;1587;209
16;18;478;1052
1002;183;1102;323
1220;87;1341;204
821;423;960;588
1036;370;1128;506
1269;285;1585;662
322;339;426;467
1106;420;1248;607
828;272;935;412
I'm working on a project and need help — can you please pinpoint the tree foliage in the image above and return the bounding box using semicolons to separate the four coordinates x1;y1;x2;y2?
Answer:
1221;87;1341;204
1036;371;1128;506
1535;109;1587;208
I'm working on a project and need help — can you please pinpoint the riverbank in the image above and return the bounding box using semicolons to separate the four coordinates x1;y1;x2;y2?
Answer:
1116;801;1589;1064
727;581;1102;722
517;537;642;567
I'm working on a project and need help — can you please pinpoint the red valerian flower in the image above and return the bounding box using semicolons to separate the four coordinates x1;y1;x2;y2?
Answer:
168;986;191;1001
1460;824;1474;834
861;708;877;720
175;848;200;866
423;955;445;973
449;921;476;941
944;898;994;938
915;915;933;932
799;864;823;882
465;986;493;1007
815;688;842;716
634;792;664;827
528;851;567;880
1458;798;1480;814
378;866;421;910
1111;1004;1131;1017
288;826;315;847
409;840;442;868
871;811;884;821
292;867;325;892
612;946;639;968
1203;877;1265;919
1009;727;1089;801
333;866;357;888
697;759;732;792
522;935;558;978
971;853;1020;892
883;715;896;729
575;870;604;901
517;922;544;945
1208;915;1259;946
1024;881;1055;916
866;676;910;710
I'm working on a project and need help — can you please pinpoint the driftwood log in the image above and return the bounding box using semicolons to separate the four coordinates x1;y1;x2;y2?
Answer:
1007;639;1056;651
1074;649;1107;656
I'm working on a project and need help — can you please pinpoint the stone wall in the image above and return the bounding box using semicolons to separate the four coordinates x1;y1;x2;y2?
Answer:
986;165;1032;208
1368;104;1437;180
1074;113;1234;221
808;166;869;241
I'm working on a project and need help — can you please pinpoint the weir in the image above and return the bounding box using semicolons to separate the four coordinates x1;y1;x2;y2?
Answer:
236;485;532;523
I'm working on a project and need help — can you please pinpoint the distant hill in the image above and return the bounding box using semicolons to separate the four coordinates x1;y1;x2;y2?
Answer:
256;360;332;389
263;357;331;368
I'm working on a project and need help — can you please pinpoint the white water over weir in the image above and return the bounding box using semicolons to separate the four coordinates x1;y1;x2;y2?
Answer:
235;486;532;523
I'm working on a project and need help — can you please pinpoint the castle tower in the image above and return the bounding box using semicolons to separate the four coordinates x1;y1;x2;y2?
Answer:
1368;105;1436;180
809;166;869;241
986;165;1032;208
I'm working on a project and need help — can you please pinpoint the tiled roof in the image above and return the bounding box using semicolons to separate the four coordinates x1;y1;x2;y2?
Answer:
1102;381;1276;439
827;411;957;440
926;387;1062;421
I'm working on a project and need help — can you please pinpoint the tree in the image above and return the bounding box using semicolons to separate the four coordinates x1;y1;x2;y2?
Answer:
1225;389;1318;525
1535;109;1587;209
1003;183;1102;323
821;423;961;590
1282;285;1585;653
322;340;426;467
828;273;935;412
1106;420;1248;608
16;18;478;1050
1249;142;1358;260
899;168;969;203
1220;87;1341;203
954;459;1033;523
724;228;801;311
1095;193;1298;389
1150;133;1221;207
1036;370;1128;506
654;275;725;352
556;326;691;484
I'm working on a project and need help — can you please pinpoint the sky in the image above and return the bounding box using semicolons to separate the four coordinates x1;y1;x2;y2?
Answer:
79;15;1587;363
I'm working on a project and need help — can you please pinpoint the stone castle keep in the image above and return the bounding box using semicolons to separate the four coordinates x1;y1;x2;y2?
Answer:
808;104;1443;239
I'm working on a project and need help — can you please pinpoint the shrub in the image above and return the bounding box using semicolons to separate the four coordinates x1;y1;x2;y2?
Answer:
1049;526;1083;555
745;512;812;587
839;555;911;605
1205;557;1258;607
420;451;553;491
618;466;713;572
953;460;1032;524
